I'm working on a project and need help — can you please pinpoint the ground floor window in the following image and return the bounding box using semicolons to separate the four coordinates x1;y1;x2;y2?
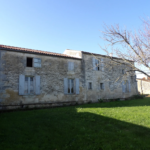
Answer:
68;79;74;94
24;76;34;94
88;82;92;90
100;83;104;90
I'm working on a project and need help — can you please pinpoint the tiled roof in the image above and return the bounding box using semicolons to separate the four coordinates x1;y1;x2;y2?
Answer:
0;44;81;59
82;51;134;61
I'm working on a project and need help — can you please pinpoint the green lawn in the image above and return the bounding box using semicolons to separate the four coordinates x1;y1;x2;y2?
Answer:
1;98;150;150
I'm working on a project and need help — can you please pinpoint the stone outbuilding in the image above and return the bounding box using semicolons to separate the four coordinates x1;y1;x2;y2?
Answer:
0;44;138;109
137;77;150;94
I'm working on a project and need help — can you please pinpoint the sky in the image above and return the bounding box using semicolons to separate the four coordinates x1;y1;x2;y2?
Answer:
0;0;150;77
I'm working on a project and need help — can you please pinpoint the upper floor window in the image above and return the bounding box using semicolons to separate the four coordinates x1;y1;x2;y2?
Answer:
92;57;104;71
26;57;41;68
68;61;74;71
122;69;125;74
95;59;100;71
27;57;33;67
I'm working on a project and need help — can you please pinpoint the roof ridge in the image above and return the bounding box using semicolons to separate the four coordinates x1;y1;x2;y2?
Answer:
0;44;81;59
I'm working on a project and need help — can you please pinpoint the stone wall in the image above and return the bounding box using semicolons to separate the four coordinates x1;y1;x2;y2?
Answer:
0;49;138;108
0;50;85;105
83;53;138;102
137;79;150;94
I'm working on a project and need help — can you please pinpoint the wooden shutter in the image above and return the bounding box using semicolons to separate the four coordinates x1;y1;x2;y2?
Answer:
64;78;68;94
19;74;25;95
101;58;104;71
128;79;131;92
122;81;125;93
75;78;79;94
92;57;96;70
33;58;41;68
35;75;40;95
68;62;71;71
71;62;74;71
102;83;104;90
68;62;74;71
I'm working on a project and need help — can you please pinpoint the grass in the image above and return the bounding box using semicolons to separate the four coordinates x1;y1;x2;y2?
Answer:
1;98;150;150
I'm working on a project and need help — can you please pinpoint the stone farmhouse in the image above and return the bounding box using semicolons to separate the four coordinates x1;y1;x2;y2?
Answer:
0;44;138;109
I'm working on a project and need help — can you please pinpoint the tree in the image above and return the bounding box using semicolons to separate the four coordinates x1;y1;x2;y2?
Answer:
99;18;150;78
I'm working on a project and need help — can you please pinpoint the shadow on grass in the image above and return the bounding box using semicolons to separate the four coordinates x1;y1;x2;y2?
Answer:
1;102;150;150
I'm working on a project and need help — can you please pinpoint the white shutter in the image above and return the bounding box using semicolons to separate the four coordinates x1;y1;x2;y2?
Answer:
64;78;68;94
122;81;125;93
101;58;104;71
19;74;25;95
35;75;40;95
128;79;131;92
75;78;79;94
92;57;96;70
34;58;41;68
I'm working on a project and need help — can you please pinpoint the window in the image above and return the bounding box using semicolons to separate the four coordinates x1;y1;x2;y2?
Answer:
19;75;40;95
95;59;100;71
26;57;41;68
88;82;92;90
122;80;131;93
27;57;33;67
68;79;74;94
100;83;104;90
131;76;136;82
92;58;104;71
64;78;79;94
68;62;74;71
24;76;34;94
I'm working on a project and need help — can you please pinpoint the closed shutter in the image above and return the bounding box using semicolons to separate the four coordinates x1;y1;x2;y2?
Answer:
19;74;25;95
68;62;71;71
75;78;79;94
101;58;104;71
71;62;74;71
128;79;131;92
33;58;41;68
102;83;104;90
35;75;40;95
92;57;96;70
64;78;68;94
122;81;125;93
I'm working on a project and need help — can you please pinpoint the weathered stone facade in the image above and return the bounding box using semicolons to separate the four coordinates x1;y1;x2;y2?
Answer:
0;45;138;109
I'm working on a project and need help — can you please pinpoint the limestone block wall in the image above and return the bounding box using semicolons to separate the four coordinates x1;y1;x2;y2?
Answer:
83;53;138;102
0;50;85;105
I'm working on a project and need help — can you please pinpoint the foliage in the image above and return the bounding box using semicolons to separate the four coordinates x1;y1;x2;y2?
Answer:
101;18;150;77
131;94;145;99
1;98;150;149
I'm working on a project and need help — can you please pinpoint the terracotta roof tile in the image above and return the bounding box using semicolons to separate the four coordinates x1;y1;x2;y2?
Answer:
0;44;81;59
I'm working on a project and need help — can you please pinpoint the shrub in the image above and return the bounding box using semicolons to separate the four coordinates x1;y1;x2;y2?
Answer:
98;99;104;103
131;95;144;99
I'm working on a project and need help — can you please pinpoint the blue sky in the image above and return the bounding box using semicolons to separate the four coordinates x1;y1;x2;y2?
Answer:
0;0;150;56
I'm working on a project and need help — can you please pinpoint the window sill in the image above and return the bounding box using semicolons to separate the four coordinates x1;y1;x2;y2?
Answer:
23;94;36;97
67;71;75;75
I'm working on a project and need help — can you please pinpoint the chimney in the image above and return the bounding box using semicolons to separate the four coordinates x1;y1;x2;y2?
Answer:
109;53;113;57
